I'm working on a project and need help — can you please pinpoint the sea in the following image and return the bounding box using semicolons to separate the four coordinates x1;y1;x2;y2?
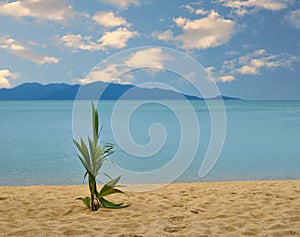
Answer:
0;100;299;186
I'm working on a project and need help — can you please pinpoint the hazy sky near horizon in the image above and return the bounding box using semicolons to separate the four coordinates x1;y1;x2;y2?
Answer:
0;0;299;99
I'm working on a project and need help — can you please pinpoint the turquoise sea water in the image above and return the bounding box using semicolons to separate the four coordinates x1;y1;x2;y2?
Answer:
0;100;300;185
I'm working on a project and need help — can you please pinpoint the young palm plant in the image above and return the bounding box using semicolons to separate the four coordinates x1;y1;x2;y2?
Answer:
73;102;129;211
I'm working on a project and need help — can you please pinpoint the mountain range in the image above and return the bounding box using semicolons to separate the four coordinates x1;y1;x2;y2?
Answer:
0;82;240;100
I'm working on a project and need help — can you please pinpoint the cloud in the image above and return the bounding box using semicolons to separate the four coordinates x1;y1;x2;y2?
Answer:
209;49;298;82
59;34;103;51
0;37;59;65
99;27;138;49
0;0;74;24
181;4;196;14
153;11;235;50
59;28;138;51
173;10;235;50
93;11;129;28
218;75;235;82
181;4;208;15
125;48;172;69
79;64;128;84
219;0;293;16
235;50;297;75
79;48;173;84
151;29;173;41
195;9;209;15
98;0;140;9
286;9;300;29
206;66;236;82
0;69;20;88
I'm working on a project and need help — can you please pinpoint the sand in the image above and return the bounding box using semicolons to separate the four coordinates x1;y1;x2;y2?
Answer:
0;180;299;237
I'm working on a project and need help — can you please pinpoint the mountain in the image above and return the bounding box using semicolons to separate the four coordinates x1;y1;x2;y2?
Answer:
0;83;80;100
0;82;240;100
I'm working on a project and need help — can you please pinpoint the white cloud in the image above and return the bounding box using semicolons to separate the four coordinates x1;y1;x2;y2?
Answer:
181;4;208;15
206;66;215;74
195;9;209;15
219;75;235;82
79;48;173;84
59;28;138;51
0;37;59;65
219;0;293;16
181;4;195;14
59;34;103;51
173;17;187;27
125;48;172;69
235;50;297;75
173;10;235;49
99;27;138;49
206;66;236;82
0;69;20;88
249;0;292;10
98;0;140;9
286;9;300;29
151;29;173;41
93;11;129;28
0;0;74;24
79;64;129;84
209;49;298;83
153;11;235;50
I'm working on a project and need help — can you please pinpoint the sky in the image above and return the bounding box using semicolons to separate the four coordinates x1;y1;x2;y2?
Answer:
0;0;299;99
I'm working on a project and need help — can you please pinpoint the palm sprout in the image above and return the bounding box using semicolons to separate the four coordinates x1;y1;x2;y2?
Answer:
73;102;129;211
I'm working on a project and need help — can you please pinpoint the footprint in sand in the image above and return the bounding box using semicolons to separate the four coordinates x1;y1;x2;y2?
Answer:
164;225;186;233
168;215;185;224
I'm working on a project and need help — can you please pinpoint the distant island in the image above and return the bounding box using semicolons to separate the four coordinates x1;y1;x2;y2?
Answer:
0;82;240;100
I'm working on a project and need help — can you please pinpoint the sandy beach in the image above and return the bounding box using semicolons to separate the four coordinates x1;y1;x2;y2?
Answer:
0;180;299;237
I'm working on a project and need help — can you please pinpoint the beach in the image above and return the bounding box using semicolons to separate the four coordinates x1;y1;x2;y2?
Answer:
0;180;299;236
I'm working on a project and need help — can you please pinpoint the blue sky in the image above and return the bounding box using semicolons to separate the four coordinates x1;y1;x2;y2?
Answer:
0;0;299;99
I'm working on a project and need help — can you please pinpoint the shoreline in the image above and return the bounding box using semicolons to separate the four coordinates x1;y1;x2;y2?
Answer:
2;176;300;187
1;180;299;236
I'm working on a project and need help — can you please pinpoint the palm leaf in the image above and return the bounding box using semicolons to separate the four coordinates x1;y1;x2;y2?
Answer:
74;138;92;172
76;197;91;209
92;102;99;141
77;155;91;175
99;197;130;209
83;171;88;183
98;187;127;198
106;175;121;186
80;138;91;167
98;176;127;197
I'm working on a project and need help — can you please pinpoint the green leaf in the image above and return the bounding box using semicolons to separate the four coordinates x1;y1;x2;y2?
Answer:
73;139;83;154
98;176;129;198
106;175;121;187
83;171;88;183
99;197;130;209
88;136;96;174
76;197;91;209
102;144;114;159
78;155;91;174
102;172;113;180
80;138;91;167
99;176;121;196
92;102;99;141
88;137;94;157
99;124;103;140
95;110;99;138
98;187;128;199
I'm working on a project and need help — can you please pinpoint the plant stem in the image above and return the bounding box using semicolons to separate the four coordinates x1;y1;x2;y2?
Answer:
89;175;98;211
91;192;95;211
